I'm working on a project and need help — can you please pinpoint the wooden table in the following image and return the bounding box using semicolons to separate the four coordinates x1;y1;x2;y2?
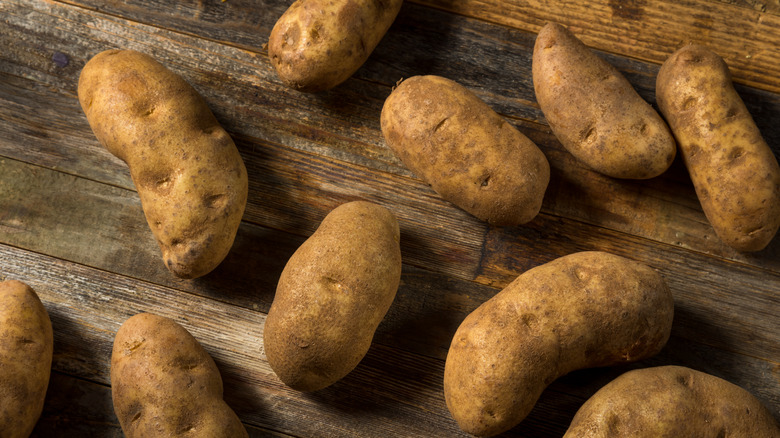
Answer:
1;0;778;436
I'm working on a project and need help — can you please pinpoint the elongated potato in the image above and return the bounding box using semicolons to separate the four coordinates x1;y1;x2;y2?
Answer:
381;75;550;226
264;201;402;391
533;22;676;179
444;251;674;437
0;280;53;438
269;0;403;92
111;313;248;438
564;366;780;437
656;44;780;252
78;50;248;279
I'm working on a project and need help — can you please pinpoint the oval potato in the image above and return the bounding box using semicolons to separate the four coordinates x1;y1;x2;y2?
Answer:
533;22;676;179
111;313;248;438
78;50;248;279
264;201;402;391
656;44;780;252
381;75;550;226
0;280;53;438
269;0;403;92
443;251;674;437
564;366;780;437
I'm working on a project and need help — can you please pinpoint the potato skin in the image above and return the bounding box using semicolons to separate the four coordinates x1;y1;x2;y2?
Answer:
269;0;403;92
443;251;674;437
78;49;248;279
0;280;53;438
656;44;780;252
381;75;550;226
533;22;676;179
564;366;780;437
111;313;248;438
264;201;402;391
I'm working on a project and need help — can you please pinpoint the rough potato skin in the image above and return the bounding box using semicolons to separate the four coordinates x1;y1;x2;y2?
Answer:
78;50;248;279
533;22;676;179
264;201;402;391
381;75;550;226
111;313;248;438
564;366;780;437
443;251;674;437
656;44;780;252
0;280;53;438
269;0;403;92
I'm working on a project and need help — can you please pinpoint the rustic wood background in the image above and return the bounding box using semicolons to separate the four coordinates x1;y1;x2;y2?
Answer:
1;0;778;436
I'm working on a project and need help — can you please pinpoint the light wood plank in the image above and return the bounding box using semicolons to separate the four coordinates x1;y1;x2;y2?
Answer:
413;0;780;93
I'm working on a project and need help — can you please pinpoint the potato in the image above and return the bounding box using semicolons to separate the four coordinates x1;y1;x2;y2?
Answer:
564;366;780;437
0;280;53;438
268;0;403;92
381;75;550;226
656;44;780;252
533;22;676;179
111;313;248;438
443;251;674;437
264;201;402;391
78;49;248;279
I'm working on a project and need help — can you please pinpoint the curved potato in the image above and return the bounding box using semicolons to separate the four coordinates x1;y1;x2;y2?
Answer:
111;313;248;438
656;44;780;252
264;201;402;391
564;366;780;437
269;0;403;92
78;50;248;278
381;75;550;226
444;251;674;437
533;22;676;179
0;280;53;438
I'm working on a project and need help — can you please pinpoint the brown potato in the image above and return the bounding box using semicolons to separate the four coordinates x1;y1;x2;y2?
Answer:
263;201;402;391
533;22;676;179
564;366;780;437
381;75;550;226
656;44;780;252
111;313;248;438
444;251;674;437
78;49;248;279
0;280;53;438
268;0;403;92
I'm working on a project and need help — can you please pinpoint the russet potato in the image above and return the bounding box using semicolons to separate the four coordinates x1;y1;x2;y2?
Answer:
269;0;403;92
533;22;676;179
444;251;674;437
111;313;248;438
381;75;550;226
264;201;402;391
656;43;780;252
564;366;780;437
0;280;53;438
78;50;248;278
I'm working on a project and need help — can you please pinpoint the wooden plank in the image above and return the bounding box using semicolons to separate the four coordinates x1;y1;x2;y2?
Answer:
1;2;779;435
1;0;778;275
0;245;474;437
52;0;780;94
1;156;777;381
2;242;778;437
413;0;780;94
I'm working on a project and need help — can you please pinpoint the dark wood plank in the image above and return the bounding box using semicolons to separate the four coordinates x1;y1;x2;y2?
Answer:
2;243;777;437
1;156;778;419
32;372;297;437
2;0;778;276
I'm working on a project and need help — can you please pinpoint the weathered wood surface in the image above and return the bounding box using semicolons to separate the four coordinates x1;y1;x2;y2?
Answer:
0;0;778;436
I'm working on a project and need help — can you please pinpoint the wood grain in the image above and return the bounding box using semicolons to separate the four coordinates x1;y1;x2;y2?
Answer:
413;0;780;94
1;0;779;436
